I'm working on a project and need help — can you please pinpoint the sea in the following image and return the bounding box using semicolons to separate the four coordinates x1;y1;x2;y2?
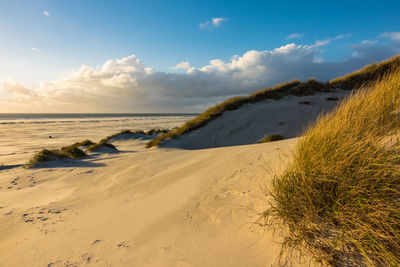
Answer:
0;113;197;166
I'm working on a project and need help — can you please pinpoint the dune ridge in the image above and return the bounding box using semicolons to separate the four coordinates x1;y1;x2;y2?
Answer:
148;55;400;148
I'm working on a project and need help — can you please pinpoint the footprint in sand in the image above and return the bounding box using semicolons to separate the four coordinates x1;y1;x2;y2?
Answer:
91;239;101;246
5;210;14;215
117;241;130;248
21;207;68;224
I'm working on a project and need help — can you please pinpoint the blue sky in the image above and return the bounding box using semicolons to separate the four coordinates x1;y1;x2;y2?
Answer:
0;0;399;112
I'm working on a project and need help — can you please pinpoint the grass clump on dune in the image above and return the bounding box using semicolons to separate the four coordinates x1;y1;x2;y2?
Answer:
103;129;169;144
257;134;284;143
26;146;87;168
87;141;117;152
25;138;118;167
264;68;400;266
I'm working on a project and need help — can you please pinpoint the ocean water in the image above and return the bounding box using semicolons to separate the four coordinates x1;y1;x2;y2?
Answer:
0;113;197;166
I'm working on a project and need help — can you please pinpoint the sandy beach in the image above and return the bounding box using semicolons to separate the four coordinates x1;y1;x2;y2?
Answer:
0;136;301;266
0;91;350;266
0;114;195;167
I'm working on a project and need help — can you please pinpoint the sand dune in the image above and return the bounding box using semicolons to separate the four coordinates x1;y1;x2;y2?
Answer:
162;91;348;149
0;138;308;266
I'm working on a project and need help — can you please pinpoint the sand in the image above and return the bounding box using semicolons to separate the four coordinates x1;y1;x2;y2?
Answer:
163;91;349;149
0;137;306;266
0;115;195;167
0;91;348;266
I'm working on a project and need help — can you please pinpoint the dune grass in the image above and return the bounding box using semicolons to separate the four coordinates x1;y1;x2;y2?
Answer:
258;134;284;143
263;68;400;266
87;141;117;152
329;55;400;90
25;137;119;167
25;127;167;167
102;129;169;144
147;55;400;148
26;146;87;168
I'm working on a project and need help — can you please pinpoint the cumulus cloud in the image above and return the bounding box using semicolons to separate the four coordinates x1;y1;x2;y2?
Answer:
31;47;41;52
286;33;303;40
43;10;50;16
172;61;191;70
1;38;399;113
199;17;227;29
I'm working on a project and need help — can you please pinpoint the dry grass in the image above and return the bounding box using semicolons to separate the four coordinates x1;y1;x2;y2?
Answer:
87;141;117;152
329;55;400;90
26;145;87;168
147;55;400;148
102;129;169;144
25;137;119;167
257;134;284;143
263;68;400;266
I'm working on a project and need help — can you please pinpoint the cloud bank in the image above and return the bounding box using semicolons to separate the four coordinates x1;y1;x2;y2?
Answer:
1;36;399;113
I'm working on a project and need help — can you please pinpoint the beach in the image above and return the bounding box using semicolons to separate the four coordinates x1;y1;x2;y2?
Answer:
0;114;195;166
0;92;347;266
0;131;301;266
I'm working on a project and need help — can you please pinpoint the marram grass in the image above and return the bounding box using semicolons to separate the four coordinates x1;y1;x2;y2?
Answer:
264;68;400;266
258;134;284;143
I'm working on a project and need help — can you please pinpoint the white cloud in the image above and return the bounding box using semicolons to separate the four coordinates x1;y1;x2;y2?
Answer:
315;39;331;47
381;32;400;41
212;17;226;27
43;10;50;16
334;34;351;40
361;39;378;45
311;34;351;48
172;61;191;70
199;17;227;29
1;40;399;113
31;47;41;52
286;33;303;40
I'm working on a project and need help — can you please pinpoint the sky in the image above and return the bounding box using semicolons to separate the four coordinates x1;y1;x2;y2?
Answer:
0;0;399;113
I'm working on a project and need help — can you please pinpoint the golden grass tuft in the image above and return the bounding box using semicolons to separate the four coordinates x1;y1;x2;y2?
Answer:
26;146;87;168
257;134;285;143
264;67;400;266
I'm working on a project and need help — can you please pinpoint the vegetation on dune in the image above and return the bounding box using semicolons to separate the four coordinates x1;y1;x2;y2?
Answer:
26;146;87;168
73;139;95;147
102;129;169;144
87;141;117;152
26;127;169;167
147;55;400;148
329;55;400;90
26;135;124;167
257;134;284;143
263;67;400;266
